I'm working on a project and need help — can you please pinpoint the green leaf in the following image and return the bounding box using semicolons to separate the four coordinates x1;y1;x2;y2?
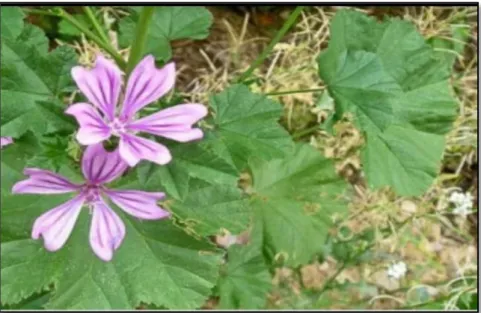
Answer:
1;138;223;309
1;20;77;138
218;225;271;309
137;137;239;199
58;14;90;37
391;80;458;135
456;292;477;310
0;133;42;199
173;138;240;187
209;84;294;171
319;10;451;89
17;24;50;55
1;291;51;310
170;183;250;236
249;144;348;266
1;7;25;41
319;50;401;133
429;25;470;69
26;134;79;173
137;138;249;236
119;6;213;61
2;217;222;309
138;161;191;201
317;9;458;196
363;125;445;196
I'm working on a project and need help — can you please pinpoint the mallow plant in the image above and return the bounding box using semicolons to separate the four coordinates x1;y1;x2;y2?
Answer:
0;6;458;310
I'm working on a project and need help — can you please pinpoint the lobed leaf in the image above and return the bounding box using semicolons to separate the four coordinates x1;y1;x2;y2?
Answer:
217;225;271;309
209;84;294;171
249;144;348;266
318;10;458;196
118;6;213;61
1;8;77;138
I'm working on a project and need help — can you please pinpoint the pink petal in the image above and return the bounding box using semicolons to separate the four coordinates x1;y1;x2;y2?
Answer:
12;168;80;194
81;143;128;184
0;136;13;148
128;104;207;142
118;134;172;167
89;200;126;262
65;103;111;145
105;189;170;220
71;55;123;121
32;194;85;251
120;56;175;119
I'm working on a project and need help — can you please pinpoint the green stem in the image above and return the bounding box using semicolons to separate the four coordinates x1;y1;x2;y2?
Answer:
292;125;321;139
83;7;110;45
57;9;126;69
236;6;304;83
23;8;60;17
266;87;325;96
317;263;347;294
316;243;374;298
126;7;155;76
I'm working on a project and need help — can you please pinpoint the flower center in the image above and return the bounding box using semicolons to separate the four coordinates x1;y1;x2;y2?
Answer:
108;118;126;137
83;184;102;204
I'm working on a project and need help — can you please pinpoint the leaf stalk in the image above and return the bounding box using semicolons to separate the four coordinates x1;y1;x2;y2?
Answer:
236;6;305;83
83;7;111;46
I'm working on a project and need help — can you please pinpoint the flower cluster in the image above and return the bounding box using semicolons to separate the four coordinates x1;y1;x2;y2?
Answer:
449;191;474;217
11;55;207;261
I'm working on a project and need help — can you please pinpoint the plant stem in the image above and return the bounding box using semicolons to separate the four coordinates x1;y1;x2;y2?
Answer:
23;8;60;17
292;125;321;139
236;6;304;83
125;7;155;76
266;87;325;96
83;6;110;45
57;9;126;69
318;263;347;295
316;243;374;299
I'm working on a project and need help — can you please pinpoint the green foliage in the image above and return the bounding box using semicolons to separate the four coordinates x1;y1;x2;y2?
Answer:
318;9;458;196
1;7;26;41
0;7;77;138
218;225;271;309
429;24;470;69
137;84;295;236
137;139;239;199
209;84;294;171
456;292;478;310
26;134;78;173
1;292;51;310
1;5;463;311
58;14;90;37
170;183;250;236
119;6;213;61
1;135;223;309
249;144;348;266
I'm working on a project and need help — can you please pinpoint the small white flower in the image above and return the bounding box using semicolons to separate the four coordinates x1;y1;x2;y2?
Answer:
448;191;474;217
452;204;473;217
387;261;407;279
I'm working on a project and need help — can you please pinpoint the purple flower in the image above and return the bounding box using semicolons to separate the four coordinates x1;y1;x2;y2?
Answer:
1;136;13;148
12;144;170;261
66;54;208;167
